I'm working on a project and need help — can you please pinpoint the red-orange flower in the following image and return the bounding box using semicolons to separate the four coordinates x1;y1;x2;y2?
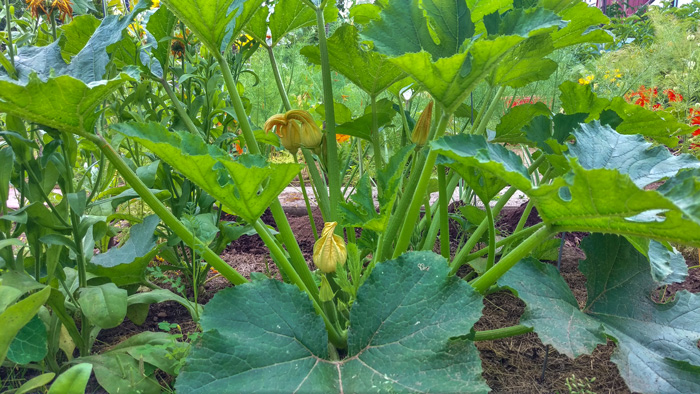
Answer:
635;95;650;107
335;134;350;143
652;103;662;111
665;89;683;102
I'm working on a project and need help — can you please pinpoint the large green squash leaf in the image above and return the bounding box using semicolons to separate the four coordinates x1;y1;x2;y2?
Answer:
262;0;337;46
176;252;488;393
548;1;612;48
161;0;263;53
499;258;606;358
433;122;700;246
113;122;301;223
300;24;405;97
500;235;700;393
0;74;129;135
362;0;474;60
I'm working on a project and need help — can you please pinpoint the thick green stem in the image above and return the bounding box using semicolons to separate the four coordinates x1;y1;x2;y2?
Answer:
471;226;552;294
370;95;383;178
474;85;506;137
294;153;318;240
450;155;545;274
465;222;544;262
158;77;202;138
314;6;341;222
253;221;346;349
438;166;449;259
377;150;428;261
3;0;13;68
216;52;320;303
83;132;248;285
392;113;450;258
472;324;533;341
421;172;460;251
267;46;292;111
484;202;496;271
302;148;330;220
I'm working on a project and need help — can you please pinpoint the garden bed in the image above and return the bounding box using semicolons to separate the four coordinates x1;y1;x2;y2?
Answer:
93;205;700;393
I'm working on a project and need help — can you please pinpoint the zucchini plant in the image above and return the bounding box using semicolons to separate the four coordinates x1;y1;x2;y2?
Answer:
1;0;699;392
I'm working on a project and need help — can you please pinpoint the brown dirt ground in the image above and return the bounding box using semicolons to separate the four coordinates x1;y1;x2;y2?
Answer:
90;202;700;393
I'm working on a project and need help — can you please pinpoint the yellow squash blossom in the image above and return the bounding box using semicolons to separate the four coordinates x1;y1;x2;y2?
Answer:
263;109;322;153
411;101;434;146
313;222;347;274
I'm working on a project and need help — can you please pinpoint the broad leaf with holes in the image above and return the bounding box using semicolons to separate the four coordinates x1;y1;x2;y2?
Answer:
176;252;488;393
301;24;405;97
161;0;263;53
433;121;700;246
500;235;700;393
113;122;301;223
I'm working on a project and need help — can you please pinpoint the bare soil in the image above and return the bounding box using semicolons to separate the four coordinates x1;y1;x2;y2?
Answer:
91;202;700;393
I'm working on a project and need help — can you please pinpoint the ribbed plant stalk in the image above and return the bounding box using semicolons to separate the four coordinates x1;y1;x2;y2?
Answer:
392;112;451;258
438;166;449;259
474;85;506;137
294;153;318;240
302;148;331;220
421;172;460;251
215;52;321;304
464;222;545;262
158;77;203;137
449;154;545;274
483;202;496;271
314;5;341;222
469;85;493;134
267;45;292;111
472;324;533;341
470;225;553;294
78;131;248;286
370;95;383;180
376;149;428;261
4;0;14;68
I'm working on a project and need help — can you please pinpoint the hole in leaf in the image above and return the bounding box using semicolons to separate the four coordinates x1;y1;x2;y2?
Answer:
558;186;572;202
625;210;668;223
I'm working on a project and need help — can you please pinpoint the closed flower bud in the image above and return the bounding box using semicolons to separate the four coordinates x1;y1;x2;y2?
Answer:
313;222;347;273
411;101;434;146
319;275;334;302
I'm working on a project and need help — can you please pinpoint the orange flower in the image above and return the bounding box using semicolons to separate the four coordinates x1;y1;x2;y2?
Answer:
27;0;72;22
171;33;186;59
652;103;662;111
335;134;350;143
665;89;683;102
234;142;243;154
